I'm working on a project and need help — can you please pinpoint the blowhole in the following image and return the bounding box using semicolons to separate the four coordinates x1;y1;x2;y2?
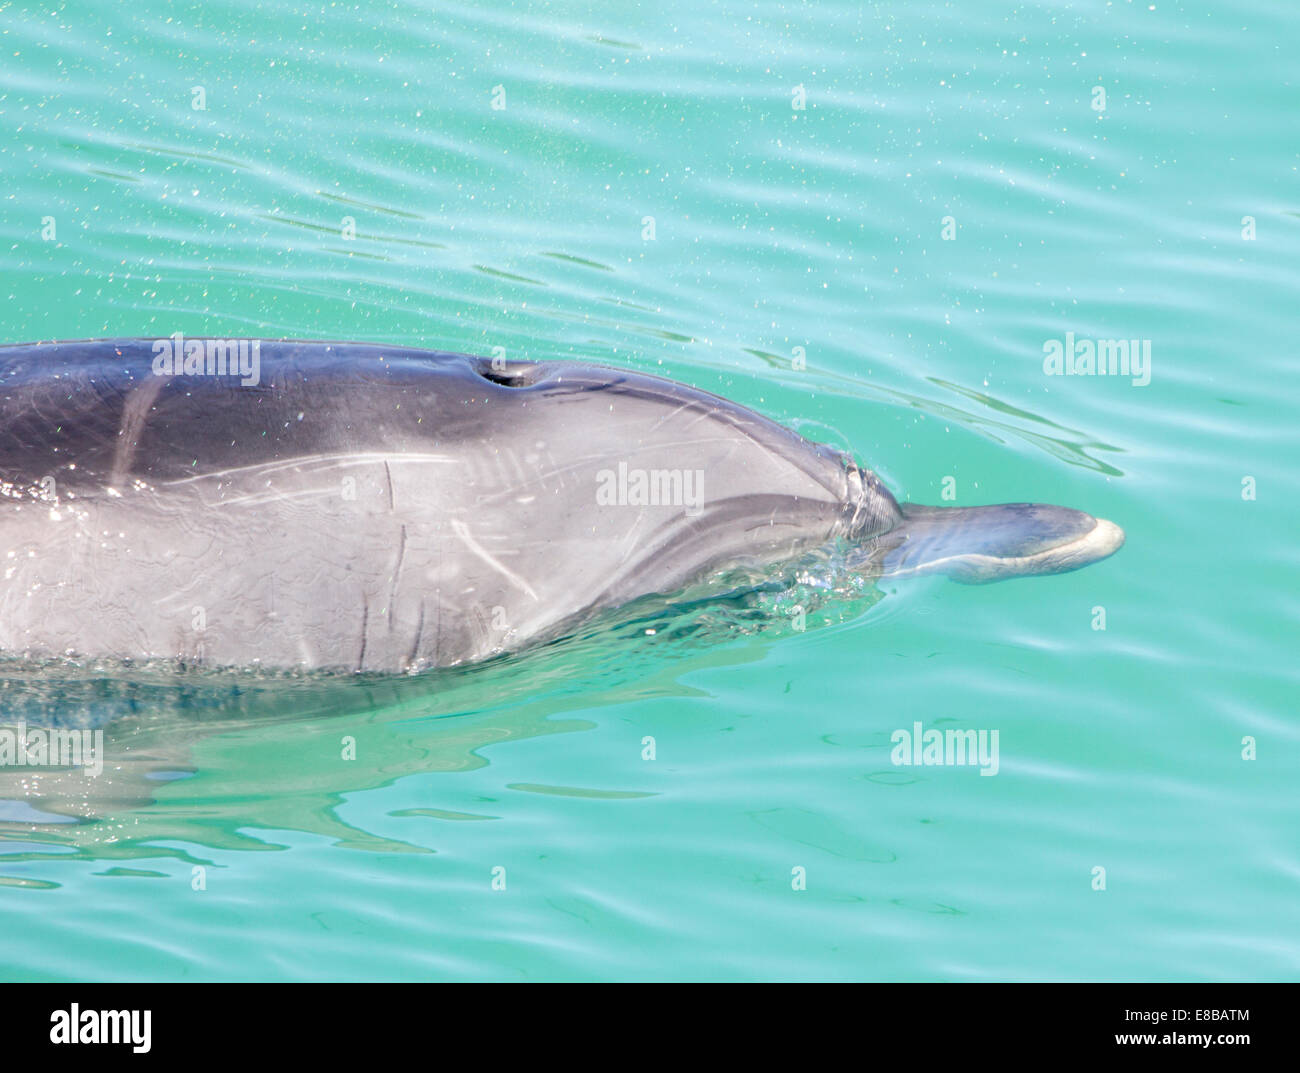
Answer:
474;358;543;388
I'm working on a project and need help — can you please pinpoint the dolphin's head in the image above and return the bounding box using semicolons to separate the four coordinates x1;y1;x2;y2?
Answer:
867;502;1125;583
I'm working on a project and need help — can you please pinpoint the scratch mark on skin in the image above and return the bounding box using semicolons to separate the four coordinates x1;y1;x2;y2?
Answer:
110;375;169;487
406;601;426;668
388;524;407;633
617;512;649;562
467;436;740;507
161;452;456;487
646;399;707;434
450;518;539;601
216;486;338;509
358;598;369;670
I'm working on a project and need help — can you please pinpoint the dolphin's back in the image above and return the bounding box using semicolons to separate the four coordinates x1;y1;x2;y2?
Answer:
0;339;899;671
0;339;508;488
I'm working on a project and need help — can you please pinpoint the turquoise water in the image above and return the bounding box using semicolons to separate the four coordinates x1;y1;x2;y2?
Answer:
1;0;1298;981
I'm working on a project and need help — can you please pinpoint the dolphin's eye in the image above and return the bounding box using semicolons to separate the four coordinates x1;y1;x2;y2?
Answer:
474;359;543;388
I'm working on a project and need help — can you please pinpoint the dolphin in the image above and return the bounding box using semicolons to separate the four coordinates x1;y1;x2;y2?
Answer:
0;338;1123;674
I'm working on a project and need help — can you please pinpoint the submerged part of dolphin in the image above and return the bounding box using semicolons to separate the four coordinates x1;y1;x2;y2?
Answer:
0;339;1123;673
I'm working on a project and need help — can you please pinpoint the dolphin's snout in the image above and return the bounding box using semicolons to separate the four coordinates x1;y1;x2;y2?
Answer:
1084;516;1126;560
875;502;1126;583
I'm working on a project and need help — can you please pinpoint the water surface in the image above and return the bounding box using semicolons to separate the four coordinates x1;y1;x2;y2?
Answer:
0;0;1297;980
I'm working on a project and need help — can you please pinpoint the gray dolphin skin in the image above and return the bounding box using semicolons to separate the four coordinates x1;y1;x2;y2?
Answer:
0;339;1124;673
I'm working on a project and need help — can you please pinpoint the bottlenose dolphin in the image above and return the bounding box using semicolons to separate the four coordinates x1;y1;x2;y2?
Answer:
0;339;1123;673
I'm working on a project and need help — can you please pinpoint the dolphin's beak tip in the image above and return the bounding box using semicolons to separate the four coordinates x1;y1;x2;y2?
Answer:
1089;516;1126;559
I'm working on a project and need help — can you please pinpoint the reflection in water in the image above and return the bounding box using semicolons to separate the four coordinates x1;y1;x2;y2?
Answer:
0;564;884;877
743;348;1125;476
